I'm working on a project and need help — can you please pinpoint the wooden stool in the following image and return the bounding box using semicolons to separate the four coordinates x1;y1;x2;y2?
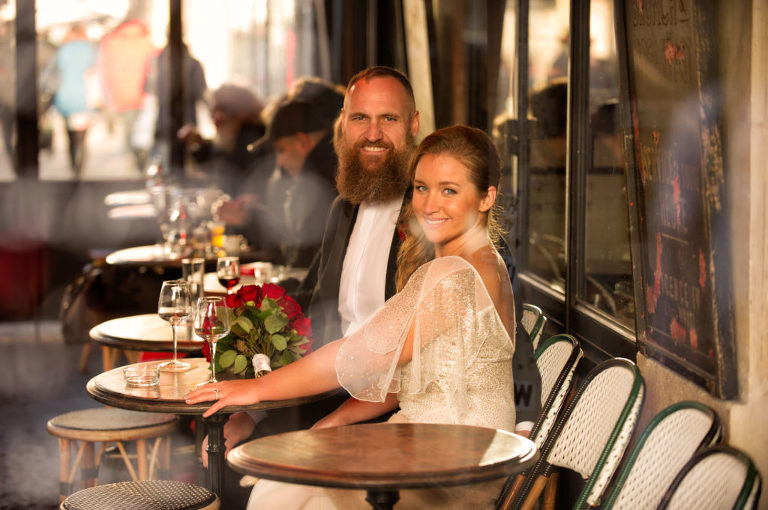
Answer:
47;408;178;503
60;480;219;510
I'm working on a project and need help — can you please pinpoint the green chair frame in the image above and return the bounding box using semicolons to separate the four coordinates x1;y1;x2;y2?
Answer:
520;303;547;351
496;334;582;509
505;358;645;510
601;401;721;509
659;444;762;510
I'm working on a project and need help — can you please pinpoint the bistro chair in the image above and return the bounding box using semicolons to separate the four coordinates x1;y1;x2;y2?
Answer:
658;444;762;510
47;408;178;503
60;480;219;510
520;303;547;351
600;401;721;509
529;334;583;448
503;357;644;510
497;334;582;509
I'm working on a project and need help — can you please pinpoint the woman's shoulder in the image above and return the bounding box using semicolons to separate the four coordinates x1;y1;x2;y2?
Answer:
410;256;483;295
420;255;475;279
424;249;502;277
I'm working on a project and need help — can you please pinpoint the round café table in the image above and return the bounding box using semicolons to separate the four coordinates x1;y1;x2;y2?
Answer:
228;422;538;510
89;314;205;371
203;264;310;295
104;244;187;267
87;358;336;499
104;189;151;207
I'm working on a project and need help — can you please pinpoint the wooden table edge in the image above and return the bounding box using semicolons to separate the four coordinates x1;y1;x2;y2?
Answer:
228;449;538;491
86;376;342;416
227;424;538;491
89;324;205;353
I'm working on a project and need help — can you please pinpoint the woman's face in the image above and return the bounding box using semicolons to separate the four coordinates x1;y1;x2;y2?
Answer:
412;153;493;254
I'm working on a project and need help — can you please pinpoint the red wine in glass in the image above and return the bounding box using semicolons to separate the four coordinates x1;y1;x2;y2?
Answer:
216;256;241;294
218;276;241;291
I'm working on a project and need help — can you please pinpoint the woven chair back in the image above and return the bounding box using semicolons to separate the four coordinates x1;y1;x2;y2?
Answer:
530;334;582;449
659;445;762;510
601;401;721;509
520;303;547;351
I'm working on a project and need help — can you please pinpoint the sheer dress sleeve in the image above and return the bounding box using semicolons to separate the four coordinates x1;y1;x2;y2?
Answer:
335;256;502;404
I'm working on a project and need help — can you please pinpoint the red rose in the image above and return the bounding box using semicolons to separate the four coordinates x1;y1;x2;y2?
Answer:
199;316;217;336
262;283;285;300
293;316;313;339
279;295;302;320
225;293;242;308
201;340;211;362
239;284;263;306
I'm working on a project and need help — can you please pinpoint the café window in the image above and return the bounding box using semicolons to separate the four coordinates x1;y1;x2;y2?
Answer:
495;0;636;358
0;0;323;182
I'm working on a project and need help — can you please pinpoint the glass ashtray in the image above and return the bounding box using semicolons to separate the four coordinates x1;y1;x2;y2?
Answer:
124;364;160;387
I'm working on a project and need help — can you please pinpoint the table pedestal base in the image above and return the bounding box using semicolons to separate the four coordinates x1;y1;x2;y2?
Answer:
365;490;399;510
204;412;230;496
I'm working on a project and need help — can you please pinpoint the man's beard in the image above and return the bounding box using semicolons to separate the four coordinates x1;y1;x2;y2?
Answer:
335;132;415;204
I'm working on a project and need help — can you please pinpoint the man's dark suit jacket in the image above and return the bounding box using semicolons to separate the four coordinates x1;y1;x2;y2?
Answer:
295;195;403;346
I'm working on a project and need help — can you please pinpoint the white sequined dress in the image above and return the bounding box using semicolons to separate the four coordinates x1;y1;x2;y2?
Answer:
247;256;516;509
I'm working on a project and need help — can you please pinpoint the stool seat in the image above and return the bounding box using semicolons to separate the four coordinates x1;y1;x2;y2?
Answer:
47;408;177;441
47;408;179;503
61;480;219;510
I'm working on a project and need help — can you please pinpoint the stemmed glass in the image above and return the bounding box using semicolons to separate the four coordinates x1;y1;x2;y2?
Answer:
217;256;240;294
193;296;231;386
157;279;193;372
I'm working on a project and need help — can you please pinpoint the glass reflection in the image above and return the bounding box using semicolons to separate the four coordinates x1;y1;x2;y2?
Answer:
584;0;634;326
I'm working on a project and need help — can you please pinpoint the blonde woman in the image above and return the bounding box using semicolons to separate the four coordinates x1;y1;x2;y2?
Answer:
187;125;516;509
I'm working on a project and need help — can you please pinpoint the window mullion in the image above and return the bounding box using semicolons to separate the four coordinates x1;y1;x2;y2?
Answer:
565;0;590;332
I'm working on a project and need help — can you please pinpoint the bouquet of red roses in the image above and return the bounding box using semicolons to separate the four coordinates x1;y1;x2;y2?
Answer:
208;283;313;377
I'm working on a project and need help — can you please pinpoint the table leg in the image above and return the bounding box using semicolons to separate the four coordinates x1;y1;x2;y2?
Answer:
203;412;230;497
365;490;399;510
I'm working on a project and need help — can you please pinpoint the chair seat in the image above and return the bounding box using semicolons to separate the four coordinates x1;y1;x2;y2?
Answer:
61;480;219;510
47;408;178;441
47;408;180;502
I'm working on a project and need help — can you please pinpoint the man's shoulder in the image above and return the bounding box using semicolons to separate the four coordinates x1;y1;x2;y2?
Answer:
329;195;356;217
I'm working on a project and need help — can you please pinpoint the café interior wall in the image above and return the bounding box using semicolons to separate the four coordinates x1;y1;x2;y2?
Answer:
636;1;768;507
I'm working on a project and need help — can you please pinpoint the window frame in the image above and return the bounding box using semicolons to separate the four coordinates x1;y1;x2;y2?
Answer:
512;0;637;363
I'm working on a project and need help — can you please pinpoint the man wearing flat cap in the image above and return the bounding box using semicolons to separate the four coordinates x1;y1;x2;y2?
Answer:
268;98;338;267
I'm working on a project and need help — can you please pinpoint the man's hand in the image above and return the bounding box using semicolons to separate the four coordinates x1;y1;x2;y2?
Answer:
177;124;203;146
215;194;260;226
200;412;257;468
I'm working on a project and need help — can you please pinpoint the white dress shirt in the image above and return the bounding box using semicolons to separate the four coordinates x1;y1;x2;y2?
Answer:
338;196;403;337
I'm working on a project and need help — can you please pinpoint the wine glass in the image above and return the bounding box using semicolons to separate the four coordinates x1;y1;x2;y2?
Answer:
157;279;193;372
193;296;231;386
216;256;240;294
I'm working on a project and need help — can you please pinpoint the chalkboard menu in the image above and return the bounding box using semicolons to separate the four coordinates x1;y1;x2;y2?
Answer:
620;0;737;398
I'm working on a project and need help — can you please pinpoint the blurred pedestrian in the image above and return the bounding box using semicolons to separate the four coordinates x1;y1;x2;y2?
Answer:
98;19;157;171
47;24;98;176
145;41;207;167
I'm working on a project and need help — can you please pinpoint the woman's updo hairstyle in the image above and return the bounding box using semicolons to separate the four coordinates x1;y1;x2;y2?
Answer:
395;125;503;291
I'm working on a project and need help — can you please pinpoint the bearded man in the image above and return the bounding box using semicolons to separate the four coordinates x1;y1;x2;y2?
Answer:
206;69;420;495
298;65;419;346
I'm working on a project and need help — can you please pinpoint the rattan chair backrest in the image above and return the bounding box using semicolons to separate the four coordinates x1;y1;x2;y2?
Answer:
532;358;644;509
659;445;762;510
520;303;547;351
601;401;721;509
529;334;582;449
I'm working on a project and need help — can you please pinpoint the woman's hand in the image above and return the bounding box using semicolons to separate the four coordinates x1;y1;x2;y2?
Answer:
186;341;346;418
185;379;261;418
